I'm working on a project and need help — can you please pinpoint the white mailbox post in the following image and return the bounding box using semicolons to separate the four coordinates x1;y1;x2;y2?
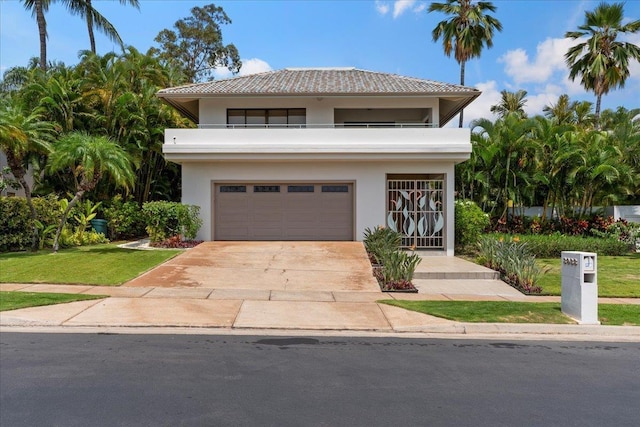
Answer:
561;251;599;324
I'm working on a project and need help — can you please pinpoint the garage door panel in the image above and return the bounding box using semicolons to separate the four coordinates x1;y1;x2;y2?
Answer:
215;183;353;241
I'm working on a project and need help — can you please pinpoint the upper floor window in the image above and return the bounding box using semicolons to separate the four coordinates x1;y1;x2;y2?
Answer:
227;109;306;127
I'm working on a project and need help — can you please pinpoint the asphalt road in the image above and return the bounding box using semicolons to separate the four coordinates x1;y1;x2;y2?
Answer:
1;333;638;427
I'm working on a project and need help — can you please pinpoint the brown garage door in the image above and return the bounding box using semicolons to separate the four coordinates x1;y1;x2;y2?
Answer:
214;183;353;241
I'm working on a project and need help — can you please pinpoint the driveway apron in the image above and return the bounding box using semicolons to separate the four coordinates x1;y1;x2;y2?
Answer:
124;241;380;292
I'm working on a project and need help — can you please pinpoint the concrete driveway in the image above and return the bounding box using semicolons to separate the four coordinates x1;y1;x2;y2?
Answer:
125;241;380;292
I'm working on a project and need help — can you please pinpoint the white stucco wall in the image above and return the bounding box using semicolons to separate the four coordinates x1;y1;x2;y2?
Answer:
181;160;456;255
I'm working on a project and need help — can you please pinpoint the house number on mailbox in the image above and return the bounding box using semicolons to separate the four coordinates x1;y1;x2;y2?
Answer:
583;256;595;271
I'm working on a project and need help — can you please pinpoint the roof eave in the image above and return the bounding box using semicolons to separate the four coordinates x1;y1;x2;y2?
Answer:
439;92;482;126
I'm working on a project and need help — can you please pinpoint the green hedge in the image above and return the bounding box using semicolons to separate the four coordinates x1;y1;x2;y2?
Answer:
455;200;490;249
142;201;202;242
487;233;631;257
103;196;146;240
0;195;62;252
0;197;31;251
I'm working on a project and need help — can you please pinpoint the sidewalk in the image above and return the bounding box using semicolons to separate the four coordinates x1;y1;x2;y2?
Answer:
2;242;637;341
2;283;639;341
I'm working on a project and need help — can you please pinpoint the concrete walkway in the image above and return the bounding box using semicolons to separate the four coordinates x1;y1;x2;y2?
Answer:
1;242;638;340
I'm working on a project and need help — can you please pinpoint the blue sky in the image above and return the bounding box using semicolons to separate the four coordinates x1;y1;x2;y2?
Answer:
1;0;639;125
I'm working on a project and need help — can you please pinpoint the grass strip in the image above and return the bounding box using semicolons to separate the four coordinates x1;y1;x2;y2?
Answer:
380;300;640;326
536;253;640;298
0;243;181;286
0;291;106;312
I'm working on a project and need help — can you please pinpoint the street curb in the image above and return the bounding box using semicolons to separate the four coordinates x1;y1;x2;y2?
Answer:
394;322;640;337
1;322;639;342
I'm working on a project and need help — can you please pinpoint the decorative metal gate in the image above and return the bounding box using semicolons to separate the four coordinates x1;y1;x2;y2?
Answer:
386;177;445;249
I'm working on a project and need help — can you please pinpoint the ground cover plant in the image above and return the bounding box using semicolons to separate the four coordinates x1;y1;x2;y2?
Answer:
380;300;640;326
536;254;640;297
0;243;180;286
0;291;106;311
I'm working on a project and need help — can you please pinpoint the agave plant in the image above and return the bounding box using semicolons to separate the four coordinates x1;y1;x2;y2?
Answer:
363;226;402;265
477;236;543;294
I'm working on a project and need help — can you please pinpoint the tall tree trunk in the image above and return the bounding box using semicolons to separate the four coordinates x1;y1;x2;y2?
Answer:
86;0;96;53
594;93;602;130
458;61;466;128
35;0;47;71
19;176;39;252
52;190;84;253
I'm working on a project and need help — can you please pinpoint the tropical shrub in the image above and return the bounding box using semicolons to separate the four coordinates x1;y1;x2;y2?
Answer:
489;215;619;237
58;228;109;248
103;196;146;239
455;199;490;250
591;220;640;252
142;201;202;242
73;200;101;244
32;194;63;229
0;195;63;252
150;235;203;249
477;236;543;294
489;233;630;257
0;197;31;251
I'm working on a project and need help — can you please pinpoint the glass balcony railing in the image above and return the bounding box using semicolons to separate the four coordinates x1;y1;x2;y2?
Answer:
198;122;439;129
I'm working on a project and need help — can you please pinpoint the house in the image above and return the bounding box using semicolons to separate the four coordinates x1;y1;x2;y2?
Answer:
158;68;480;255
0;150;30;198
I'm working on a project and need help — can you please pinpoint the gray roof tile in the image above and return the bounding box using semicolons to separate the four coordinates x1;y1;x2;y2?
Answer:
157;67;479;96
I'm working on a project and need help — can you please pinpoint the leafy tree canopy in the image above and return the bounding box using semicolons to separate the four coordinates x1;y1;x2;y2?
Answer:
150;3;241;83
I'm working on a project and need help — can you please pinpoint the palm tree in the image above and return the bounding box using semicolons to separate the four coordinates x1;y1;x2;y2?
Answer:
22;0;135;71
0;97;55;250
565;2;640;128
69;0;140;54
47;132;134;252
428;0;502;127
471;113;539;219
22;0;50;71
490;89;528;118
25;68;89;133
543;94;575;125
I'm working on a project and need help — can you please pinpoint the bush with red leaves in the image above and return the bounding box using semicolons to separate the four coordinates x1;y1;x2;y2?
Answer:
150;235;203;249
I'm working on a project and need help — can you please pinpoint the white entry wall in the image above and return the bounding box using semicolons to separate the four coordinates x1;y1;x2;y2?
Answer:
181;160;456;255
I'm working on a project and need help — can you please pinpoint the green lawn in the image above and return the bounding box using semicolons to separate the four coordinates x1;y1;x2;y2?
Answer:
0;244;181;286
0;291;106;311
380;300;640;326
537;254;640;298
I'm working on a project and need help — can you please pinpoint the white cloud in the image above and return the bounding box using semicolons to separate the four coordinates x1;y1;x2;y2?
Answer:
238;58;272;76
443;80;501;127
525;90;561;117
413;3;426;14
393;1;417;19
376;1;426;19
499;37;577;85
375;1;390;16
393;0;424;19
213;58;272;80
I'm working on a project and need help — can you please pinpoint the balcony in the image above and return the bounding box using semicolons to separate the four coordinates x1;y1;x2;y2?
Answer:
163;124;471;163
